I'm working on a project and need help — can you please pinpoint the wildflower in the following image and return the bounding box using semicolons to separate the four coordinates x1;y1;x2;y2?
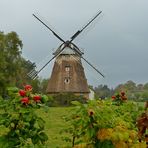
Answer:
19;90;26;97
21;97;29;105
24;85;32;91
33;95;41;102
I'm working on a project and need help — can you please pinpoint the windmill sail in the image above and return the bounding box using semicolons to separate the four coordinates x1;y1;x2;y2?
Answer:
28;10;103;79
70;10;102;41
33;14;65;43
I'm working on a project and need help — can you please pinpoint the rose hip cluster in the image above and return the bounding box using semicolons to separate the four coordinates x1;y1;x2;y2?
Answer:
19;85;41;105
112;91;127;101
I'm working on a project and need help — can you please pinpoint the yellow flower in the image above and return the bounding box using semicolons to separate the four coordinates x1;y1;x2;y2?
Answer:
97;128;113;140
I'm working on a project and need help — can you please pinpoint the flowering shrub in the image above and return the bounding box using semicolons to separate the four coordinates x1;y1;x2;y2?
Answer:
63;100;146;148
0;85;48;147
112;91;127;105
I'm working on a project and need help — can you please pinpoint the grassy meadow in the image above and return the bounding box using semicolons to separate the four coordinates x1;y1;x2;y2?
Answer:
38;107;72;148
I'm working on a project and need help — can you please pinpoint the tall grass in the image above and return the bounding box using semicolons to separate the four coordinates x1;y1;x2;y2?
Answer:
37;107;72;148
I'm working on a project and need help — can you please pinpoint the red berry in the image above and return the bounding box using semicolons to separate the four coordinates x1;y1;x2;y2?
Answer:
33;95;41;102
19;90;26;97
24;85;32;91
21;97;29;105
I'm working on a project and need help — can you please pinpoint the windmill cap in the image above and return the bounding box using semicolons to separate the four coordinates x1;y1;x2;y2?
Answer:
53;42;84;55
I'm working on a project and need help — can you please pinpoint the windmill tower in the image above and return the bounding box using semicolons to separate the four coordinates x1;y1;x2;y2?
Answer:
46;43;90;98
28;11;104;99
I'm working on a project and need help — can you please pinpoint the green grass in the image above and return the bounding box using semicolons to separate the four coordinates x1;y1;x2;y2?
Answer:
137;101;145;107
37;107;72;148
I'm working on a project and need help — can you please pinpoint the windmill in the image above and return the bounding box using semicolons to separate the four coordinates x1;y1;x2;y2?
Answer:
28;10;105;98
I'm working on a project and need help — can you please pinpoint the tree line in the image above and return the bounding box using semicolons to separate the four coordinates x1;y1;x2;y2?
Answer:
94;80;148;101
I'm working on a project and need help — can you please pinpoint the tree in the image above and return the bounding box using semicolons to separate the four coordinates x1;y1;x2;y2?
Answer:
124;80;136;91
94;85;112;99
0;31;37;96
144;83;148;90
40;78;49;94
0;31;22;94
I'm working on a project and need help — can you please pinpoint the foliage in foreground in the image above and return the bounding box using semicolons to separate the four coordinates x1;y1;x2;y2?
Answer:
63;95;147;147
0;85;48;147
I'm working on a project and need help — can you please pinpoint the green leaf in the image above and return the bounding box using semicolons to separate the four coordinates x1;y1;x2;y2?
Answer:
32;135;39;144
96;140;114;148
71;101;82;106
7;87;19;93
41;95;48;103
38;132;48;143
87;127;95;138
37;118;45;130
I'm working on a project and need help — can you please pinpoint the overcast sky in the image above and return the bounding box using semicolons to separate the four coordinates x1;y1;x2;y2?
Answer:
1;0;148;88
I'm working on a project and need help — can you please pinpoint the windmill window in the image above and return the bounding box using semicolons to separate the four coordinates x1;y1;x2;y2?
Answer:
64;77;70;84
65;66;70;72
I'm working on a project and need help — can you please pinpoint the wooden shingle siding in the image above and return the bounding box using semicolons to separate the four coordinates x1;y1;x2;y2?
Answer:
46;54;89;98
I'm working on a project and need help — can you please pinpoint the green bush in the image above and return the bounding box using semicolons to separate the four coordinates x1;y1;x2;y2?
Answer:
49;93;86;107
0;85;48;147
62;99;145;147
